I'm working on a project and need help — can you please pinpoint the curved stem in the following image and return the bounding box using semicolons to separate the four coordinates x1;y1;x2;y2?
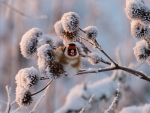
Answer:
118;66;150;81
31;79;53;96
76;67;118;75
0;1;47;19
79;27;86;33
39;76;50;80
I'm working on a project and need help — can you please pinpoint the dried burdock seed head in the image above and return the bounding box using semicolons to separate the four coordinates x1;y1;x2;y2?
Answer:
145;38;150;49
84;26;98;40
131;20;149;39
88;52;101;65
54;20;65;38
15;67;39;89
125;0;144;20
61;12;80;33
49;61;65;78
38;35;54;49
133;40;150;61
16;86;33;107
125;0;150;25
37;44;54;74
64;29;79;42
20;28;43;59
141;10;150;25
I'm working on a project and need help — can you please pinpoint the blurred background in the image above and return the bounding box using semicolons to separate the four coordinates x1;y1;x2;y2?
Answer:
0;0;150;113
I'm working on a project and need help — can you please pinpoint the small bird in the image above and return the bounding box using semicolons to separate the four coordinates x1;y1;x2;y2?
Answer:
54;43;81;76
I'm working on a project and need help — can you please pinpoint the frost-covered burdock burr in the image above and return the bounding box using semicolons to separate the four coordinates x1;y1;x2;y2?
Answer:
84;26;98;40
61;12;80;33
125;0;150;25
37;44;54;75
16;86;33;106
88;52;101;65
15;67;39;89
133;40;150;61
54;20;65;39
64;29;80;42
20;28;43;59
47;61;65;78
38;35;54;49
131;20;149;39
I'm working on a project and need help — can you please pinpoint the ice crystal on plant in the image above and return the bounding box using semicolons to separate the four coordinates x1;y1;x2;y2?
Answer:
125;0;150;25
16;86;33;106
61;12;80;33
64;29;79;42
54;20;65;38
15;67;39;89
20;28;43;59
84;26;98;40
88;52;101;65
38;35;54;49
133;40;150;61
131;20;149;39
37;44;54;75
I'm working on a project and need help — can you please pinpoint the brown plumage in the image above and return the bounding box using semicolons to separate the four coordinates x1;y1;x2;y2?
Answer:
54;43;81;76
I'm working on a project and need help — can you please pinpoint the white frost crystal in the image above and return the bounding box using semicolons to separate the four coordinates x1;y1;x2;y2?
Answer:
16;86;32;106
61;12;80;33
131;20;149;39
37;44;54;75
54;20;65;38
125;0;150;25
38;35;54;48
20;28;43;59
15;67;39;89
133;40;150;61
84;26;98;40
88;52;101;65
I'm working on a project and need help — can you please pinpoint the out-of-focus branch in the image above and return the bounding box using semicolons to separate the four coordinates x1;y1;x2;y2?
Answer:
79;94;94;113
5;86;11;113
0;1;47;19
30;81;51;113
104;83;120;113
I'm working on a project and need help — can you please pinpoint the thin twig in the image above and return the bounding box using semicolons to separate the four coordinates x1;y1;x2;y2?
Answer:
30;82;51;113
104;83;120;113
79;94;94;113
79;27;86;33
31;79;53;96
79;36;118;66
5;86;11;113
76;39;91;53
0;1;47;19
14;107;21;113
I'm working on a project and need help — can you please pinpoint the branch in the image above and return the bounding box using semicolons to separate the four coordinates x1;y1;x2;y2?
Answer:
5;86;11;113
30;81;51;113
104;83;120;113
31;79;53;96
79;94;94;113
0;1;47;19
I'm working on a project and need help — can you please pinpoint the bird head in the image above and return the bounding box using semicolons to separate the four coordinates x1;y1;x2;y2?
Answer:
64;43;79;58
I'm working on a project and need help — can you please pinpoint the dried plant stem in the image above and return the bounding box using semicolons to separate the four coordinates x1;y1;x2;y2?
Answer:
79;94;94;113
104;83;120;113
0;1;47;19
79;36;117;66
39;65;150;82
5;86;11;113
30;82;51;113
31;79;53;96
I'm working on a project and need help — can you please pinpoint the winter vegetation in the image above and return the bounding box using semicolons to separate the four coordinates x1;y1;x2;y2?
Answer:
1;0;150;113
